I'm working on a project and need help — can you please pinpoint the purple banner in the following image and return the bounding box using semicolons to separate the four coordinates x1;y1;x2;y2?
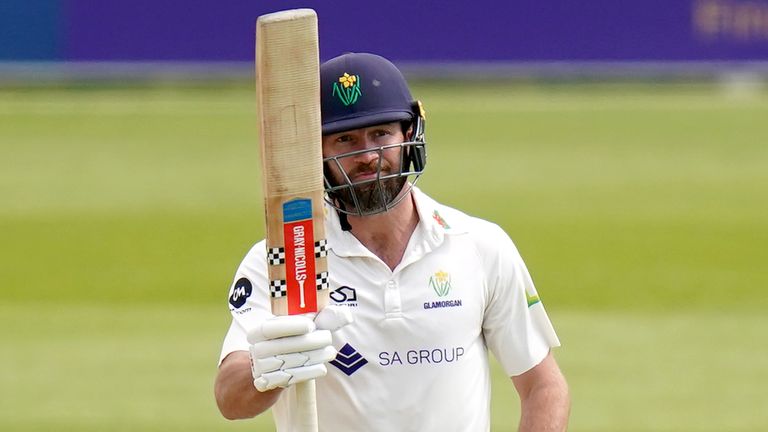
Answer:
63;0;768;62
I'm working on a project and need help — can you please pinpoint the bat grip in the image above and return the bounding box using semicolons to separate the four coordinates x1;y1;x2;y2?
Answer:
294;379;319;432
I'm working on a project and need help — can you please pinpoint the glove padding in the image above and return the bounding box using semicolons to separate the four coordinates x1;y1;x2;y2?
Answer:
247;305;353;392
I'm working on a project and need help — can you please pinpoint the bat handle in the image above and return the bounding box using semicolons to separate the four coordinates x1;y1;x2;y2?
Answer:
294;379;319;432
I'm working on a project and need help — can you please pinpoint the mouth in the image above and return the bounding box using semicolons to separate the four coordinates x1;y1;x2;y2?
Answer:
351;171;379;182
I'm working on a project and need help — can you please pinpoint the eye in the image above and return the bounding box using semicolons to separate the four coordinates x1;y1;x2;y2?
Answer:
335;134;354;144
372;129;391;138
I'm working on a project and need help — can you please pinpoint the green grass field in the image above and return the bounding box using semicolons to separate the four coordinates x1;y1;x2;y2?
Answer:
2;81;767;431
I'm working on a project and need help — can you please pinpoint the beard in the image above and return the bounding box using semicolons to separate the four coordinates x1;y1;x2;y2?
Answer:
338;175;407;215
328;159;408;215
325;148;411;215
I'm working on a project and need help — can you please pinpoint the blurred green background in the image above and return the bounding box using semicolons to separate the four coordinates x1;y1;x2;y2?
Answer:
1;81;767;431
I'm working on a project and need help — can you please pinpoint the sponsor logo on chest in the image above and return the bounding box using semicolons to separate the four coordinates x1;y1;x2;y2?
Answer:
330;285;358;307
378;346;465;367
330;343;368;376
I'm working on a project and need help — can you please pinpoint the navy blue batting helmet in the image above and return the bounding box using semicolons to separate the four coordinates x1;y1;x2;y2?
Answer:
320;52;417;135
319;53;427;217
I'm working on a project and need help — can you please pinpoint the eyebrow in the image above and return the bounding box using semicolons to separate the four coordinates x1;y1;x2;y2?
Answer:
372;123;398;131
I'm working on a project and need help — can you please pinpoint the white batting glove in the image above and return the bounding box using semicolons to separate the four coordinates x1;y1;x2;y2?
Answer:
247;305;353;392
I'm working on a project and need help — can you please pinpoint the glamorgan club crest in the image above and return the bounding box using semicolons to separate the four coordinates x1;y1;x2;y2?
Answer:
429;270;452;297
333;72;362;106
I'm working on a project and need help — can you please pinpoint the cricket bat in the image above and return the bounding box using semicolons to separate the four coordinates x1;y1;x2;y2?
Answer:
256;9;329;432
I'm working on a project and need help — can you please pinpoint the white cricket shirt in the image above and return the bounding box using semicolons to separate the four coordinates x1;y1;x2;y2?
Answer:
219;187;560;432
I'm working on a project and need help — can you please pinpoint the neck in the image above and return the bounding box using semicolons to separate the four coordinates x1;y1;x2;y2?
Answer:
345;192;419;271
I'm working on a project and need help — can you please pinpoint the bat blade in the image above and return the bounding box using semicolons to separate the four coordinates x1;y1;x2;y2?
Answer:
256;8;328;432
257;8;328;317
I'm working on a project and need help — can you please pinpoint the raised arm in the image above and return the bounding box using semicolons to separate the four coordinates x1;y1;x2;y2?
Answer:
215;351;283;419
215;306;353;420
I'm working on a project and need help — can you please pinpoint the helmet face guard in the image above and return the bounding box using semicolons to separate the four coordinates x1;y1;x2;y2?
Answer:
320;53;427;216
323;132;426;216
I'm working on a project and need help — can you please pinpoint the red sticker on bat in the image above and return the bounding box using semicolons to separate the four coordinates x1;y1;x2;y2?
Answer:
283;199;317;314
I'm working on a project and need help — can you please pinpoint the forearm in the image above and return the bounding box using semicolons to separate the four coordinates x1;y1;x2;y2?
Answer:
518;379;570;432
214;351;283;420
512;352;570;432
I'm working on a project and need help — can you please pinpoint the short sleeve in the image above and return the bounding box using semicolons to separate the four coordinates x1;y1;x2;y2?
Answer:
480;225;560;377
217;240;274;365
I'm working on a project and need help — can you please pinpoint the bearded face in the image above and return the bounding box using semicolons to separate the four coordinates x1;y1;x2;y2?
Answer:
325;149;408;215
321;121;425;216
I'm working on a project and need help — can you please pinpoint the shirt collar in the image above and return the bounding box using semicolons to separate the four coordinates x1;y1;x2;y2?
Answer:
324;186;466;259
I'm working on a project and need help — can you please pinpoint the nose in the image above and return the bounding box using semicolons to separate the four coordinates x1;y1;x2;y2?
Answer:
353;149;379;167
351;137;381;165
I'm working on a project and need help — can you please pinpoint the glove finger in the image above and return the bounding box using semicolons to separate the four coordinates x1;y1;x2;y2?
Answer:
250;354;284;375
254;370;291;392
247;315;316;343
286;363;327;386
251;346;338;376
253;364;328;392
314;305;354;331
303;345;338;366
250;330;332;359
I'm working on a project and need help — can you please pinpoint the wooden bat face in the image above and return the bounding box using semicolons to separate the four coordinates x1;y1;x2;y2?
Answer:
256;9;328;317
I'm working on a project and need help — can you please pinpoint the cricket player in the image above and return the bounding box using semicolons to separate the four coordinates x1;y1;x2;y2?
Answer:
215;52;570;431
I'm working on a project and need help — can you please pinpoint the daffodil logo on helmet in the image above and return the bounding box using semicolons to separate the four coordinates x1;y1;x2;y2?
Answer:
333;72;362;106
